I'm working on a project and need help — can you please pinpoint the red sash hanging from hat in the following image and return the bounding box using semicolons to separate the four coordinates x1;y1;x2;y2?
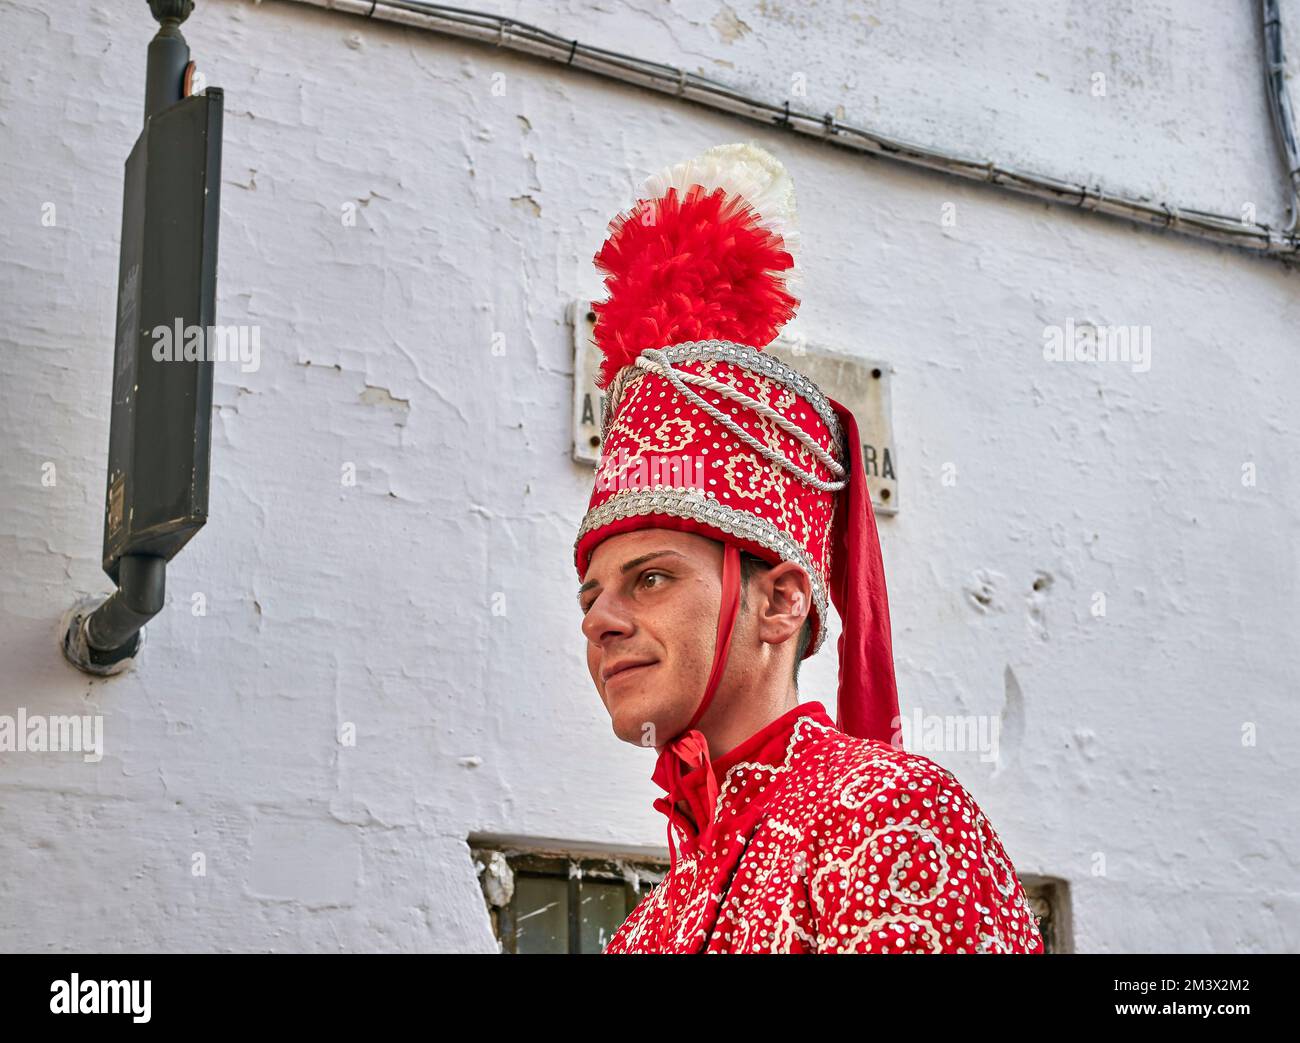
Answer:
826;396;901;748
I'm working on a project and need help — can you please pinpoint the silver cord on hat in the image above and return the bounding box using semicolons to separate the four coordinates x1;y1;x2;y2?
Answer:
634;347;848;493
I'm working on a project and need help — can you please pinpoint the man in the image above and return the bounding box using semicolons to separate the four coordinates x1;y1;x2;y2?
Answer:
574;142;1043;954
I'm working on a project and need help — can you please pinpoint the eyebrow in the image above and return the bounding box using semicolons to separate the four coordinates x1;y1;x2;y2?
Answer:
577;550;687;603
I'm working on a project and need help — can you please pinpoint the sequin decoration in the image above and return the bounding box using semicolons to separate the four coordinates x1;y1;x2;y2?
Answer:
603;703;1045;955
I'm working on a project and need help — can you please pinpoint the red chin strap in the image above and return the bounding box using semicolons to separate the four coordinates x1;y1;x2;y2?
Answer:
650;542;742;944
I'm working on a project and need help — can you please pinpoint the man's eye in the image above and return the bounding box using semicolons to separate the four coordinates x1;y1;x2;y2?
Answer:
640;570;667;589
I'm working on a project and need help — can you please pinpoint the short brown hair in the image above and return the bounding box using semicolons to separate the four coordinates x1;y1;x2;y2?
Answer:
738;551;813;684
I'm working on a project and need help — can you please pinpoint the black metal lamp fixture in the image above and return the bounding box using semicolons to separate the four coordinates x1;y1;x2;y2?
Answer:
62;1;224;675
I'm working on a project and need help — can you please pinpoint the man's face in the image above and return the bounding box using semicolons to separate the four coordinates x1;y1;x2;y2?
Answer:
579;529;725;748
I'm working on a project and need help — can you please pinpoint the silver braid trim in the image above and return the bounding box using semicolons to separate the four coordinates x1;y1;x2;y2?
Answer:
599;339;846;456
635;349;846;492
574;486;829;656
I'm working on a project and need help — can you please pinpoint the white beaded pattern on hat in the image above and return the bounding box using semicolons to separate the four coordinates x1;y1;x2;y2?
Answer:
634;348;846;492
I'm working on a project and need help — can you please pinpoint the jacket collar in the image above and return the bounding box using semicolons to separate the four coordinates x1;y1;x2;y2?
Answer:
651;700;834;856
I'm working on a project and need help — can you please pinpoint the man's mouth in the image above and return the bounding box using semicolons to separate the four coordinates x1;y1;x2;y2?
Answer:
603;660;658;686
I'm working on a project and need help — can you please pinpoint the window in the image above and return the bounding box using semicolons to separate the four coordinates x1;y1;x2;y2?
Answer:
471;841;665;954
1023;877;1070;954
472;840;1068;954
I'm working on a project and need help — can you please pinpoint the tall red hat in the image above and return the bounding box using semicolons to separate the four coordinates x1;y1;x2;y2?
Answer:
574;143;901;883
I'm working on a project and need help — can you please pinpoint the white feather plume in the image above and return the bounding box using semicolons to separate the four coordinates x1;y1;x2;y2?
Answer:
640;142;802;286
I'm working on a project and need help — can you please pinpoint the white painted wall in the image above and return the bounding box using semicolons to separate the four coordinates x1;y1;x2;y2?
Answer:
1;0;1297;953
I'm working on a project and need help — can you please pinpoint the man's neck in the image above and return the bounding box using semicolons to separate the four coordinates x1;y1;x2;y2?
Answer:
670;684;800;822
696;684;800;762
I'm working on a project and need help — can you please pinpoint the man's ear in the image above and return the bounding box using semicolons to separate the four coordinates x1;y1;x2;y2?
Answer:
754;561;812;647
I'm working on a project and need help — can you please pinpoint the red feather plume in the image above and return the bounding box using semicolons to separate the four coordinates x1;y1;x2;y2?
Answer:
590;184;798;390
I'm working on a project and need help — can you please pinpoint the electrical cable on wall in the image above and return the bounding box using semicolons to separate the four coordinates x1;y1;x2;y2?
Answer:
285;0;1300;262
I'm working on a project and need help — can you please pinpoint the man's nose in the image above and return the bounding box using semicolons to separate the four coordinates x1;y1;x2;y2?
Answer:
581;590;633;645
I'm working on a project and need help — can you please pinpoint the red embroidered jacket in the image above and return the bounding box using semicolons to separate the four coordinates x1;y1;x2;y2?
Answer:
604;702;1044;954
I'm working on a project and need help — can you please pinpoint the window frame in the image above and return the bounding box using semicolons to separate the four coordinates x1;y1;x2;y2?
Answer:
471;841;667;954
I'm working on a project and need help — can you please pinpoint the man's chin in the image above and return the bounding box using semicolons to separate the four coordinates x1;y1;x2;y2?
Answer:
606;684;682;749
